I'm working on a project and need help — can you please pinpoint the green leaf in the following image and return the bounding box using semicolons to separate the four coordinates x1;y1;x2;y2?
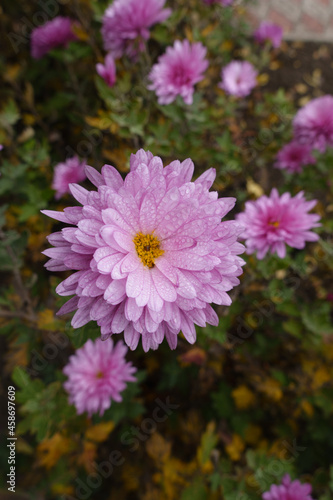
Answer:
181;478;208;500
0;99;20;127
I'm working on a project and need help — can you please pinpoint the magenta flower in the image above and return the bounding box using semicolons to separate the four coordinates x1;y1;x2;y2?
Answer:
31;16;78;59
96;54;116;87
275;141;316;174
236;189;320;259
42;149;245;352
63;338;136;416
52;156;87;200
293;95;333;153
101;0;171;58
219;61;258;98
148;40;208;105
262;474;313;500
254;21;283;48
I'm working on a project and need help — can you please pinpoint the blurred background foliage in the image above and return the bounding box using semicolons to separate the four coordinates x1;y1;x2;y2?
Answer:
0;0;333;499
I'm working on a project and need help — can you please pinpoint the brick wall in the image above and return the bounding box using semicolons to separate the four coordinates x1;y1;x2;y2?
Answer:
247;0;333;41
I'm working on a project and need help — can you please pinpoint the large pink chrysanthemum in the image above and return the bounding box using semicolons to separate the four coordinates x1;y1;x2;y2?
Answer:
31;16;78;59
52;156;87;200
275;141;316;174
262;474;313;500
293;95;333;153
63;338;136;416
101;0;171;58
148;40;208;105
236;189;320;259
254;21;283;49
219;61;258;98
42;149;245;352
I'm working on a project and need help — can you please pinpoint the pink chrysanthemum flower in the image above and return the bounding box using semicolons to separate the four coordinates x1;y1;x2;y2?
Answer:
262;474;313;500
96;54;116;87
236;189;320;259
42;149;245;352
219;61;258;98
275;141;316;174
293;95;333;153
254;21;283;48
101;0;171;58
31;16;78;59
52;156;87;200
148;40;208;105
63;338;136;416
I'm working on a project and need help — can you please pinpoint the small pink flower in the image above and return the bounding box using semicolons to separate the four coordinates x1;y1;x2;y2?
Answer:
293;95;333;153
275;141;316;173
96;54;116;87
52;156;87;199
236;189;320;259
31;16;78;59
262;474;313;500
148;39;208;105
219;61;258;98
63;338;137;416
102;0;171;58
254;21;283;48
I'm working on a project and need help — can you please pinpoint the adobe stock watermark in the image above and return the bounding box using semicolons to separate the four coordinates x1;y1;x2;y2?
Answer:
248;439;307;497
7;0;71;55
64;127;104;160
59;397;180;500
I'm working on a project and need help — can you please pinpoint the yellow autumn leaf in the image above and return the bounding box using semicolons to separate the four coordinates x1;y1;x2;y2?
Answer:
221;40;233;52
300;400;314;417
312;367;330;389
72;24;90;41
146;432;171;463
102;147;130;172
51;484;75;496
295;83;308;94
257;73;269;86
232;385;256;410
85;421;115;443
201;23;217;38
184;26;193;43
225;434;245;461
258;378;283;402
37;433;73;469
4;63;21;82
4;337;28;375
246;177;264;198
161;457;197;500
269;60;281;71
37;309;58;330
77;441;97;473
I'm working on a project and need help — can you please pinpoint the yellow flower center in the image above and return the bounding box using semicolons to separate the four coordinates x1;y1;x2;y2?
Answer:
133;232;164;268
269;221;280;228
96;371;104;379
